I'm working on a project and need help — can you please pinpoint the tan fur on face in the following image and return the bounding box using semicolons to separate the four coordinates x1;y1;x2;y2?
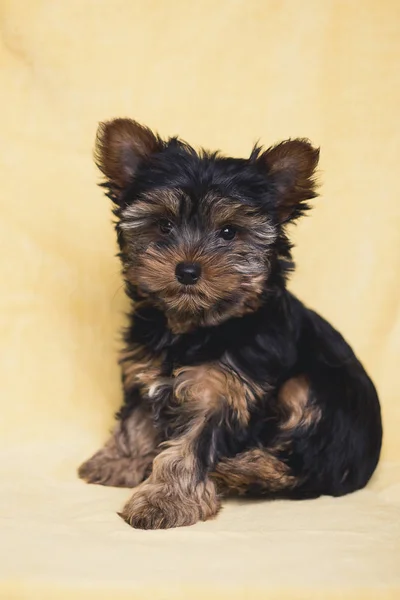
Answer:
212;448;296;495
133;243;241;307
122;189;276;246
129;241;268;333
121;188;183;231
204;193;276;245
278;376;321;431
78;406;159;488
119;187;276;333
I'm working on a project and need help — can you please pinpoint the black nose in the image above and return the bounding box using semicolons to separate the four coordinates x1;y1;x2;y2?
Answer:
175;262;201;285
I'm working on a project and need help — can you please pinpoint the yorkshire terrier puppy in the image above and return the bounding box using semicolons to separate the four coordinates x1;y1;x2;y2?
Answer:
78;119;382;529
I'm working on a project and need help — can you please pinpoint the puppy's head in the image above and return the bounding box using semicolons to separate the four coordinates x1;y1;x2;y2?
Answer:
95;119;319;333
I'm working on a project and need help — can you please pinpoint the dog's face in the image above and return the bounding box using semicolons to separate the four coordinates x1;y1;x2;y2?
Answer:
119;187;276;332
95;119;319;333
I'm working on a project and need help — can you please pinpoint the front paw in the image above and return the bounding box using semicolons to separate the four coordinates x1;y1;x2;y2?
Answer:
78;451;151;488
119;484;199;529
119;480;221;529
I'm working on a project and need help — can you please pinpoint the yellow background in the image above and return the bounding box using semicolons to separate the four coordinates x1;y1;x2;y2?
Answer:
1;1;399;598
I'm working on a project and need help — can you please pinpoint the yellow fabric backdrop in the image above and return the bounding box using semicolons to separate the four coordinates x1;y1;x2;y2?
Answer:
1;1;399;598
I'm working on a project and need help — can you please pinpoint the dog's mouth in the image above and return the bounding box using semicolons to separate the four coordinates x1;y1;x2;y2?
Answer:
178;286;199;295
137;280;263;334
132;260;265;330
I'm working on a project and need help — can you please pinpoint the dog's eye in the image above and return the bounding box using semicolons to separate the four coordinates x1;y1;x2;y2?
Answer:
219;225;237;241
159;219;173;234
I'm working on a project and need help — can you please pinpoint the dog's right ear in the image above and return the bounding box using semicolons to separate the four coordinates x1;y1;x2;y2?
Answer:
94;118;162;201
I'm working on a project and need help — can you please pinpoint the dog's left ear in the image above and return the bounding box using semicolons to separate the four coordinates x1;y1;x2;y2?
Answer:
256;139;320;223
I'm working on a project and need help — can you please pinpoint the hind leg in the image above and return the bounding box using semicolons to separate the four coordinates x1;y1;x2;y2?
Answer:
212;376;320;496
211;448;297;496
79;342;163;487
78;405;159;488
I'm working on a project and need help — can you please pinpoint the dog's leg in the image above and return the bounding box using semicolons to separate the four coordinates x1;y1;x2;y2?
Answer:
212;448;296;495
119;363;260;529
78;403;158;487
78;345;161;487
212;376;320;496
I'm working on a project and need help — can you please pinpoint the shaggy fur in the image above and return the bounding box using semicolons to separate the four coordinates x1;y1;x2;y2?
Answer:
78;118;382;529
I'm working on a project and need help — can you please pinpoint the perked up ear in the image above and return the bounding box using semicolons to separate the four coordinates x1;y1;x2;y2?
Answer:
257;139;320;223
94;118;162;200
